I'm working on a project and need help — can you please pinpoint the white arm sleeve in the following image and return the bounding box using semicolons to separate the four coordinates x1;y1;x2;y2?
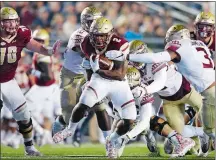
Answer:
126;103;152;139
129;51;171;63
145;67;167;94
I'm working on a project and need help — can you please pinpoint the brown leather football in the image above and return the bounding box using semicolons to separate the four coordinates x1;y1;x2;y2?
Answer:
91;54;114;70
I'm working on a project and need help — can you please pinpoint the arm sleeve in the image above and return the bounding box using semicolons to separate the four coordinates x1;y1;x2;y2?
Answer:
145;67;167;94
129;51;171;63
126;103;152;139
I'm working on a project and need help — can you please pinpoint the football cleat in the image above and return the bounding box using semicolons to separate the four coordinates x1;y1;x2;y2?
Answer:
171;134;195;157
52;128;73;143
105;136;117;159
25;146;42;156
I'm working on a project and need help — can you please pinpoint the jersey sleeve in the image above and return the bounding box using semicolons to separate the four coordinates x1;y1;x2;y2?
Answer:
17;26;32;46
67;29;88;49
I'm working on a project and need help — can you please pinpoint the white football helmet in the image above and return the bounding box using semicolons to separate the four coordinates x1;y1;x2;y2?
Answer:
0;7;19;35
165;24;190;44
89;17;114;53
81;6;102;32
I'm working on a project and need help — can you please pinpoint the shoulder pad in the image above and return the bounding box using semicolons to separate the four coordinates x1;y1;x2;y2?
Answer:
67;28;88;49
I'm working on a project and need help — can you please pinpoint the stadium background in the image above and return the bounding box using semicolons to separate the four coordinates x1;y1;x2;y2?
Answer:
1;1;215;159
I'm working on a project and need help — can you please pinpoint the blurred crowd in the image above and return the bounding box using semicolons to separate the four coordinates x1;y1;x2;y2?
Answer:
1;1;214;147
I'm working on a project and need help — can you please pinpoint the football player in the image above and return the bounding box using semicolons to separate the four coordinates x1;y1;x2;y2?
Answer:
0;7;60;156
106;25;215;149
128;40;209;156
52;7;112;144
53;17;136;159
25;28;60;146
185;11;215;126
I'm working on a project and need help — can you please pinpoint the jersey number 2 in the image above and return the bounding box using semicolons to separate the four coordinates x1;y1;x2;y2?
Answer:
196;47;214;68
0;46;17;65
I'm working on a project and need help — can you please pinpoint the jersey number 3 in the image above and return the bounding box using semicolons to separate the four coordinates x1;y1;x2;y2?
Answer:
0;46;17;65
196;47;214;69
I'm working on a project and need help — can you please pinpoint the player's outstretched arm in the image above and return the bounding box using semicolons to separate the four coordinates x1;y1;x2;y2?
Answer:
106;49;178;64
26;39;61;56
128;51;175;63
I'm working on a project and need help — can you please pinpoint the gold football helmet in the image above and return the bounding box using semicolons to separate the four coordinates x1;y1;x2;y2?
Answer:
81;6;102;32
1;7;19;35
126;66;141;88
165;24;190;44
32;29;50;46
194;12;215;38
129;40;149;69
89;17;114;52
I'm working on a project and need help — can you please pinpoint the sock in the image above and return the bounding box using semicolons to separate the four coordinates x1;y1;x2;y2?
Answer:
102;130;111;139
109;131;121;141
182;125;204;138
68;121;78;133
168;130;179;146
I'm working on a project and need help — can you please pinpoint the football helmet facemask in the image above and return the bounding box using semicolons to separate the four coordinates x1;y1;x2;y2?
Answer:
126;66;141;89
81;6;102;32
194;12;215;39
89;17;114;53
0;7;19;36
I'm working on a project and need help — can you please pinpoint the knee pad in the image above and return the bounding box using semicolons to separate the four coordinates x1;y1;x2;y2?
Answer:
12;103;31;121
17;118;33;137
185;106;196;120
150;116;169;135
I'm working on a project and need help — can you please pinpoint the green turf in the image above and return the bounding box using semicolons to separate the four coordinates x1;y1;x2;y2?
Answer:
1;143;215;160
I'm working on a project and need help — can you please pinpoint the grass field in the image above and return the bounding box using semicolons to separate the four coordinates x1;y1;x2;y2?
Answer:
1;143;215;160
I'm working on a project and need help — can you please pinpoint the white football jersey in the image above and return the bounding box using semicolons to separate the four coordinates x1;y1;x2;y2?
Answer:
63;28;88;74
139;62;182;97
165;39;215;93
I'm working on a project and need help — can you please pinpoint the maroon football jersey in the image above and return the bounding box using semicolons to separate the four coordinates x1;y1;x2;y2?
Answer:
0;26;31;83
80;34;129;59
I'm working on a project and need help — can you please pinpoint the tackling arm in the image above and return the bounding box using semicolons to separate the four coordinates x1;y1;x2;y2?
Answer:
145;67;167;94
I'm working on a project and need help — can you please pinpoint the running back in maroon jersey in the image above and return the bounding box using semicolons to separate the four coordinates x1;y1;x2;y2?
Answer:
0;26;31;83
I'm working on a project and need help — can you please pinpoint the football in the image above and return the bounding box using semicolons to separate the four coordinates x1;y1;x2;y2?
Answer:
91;54;114;70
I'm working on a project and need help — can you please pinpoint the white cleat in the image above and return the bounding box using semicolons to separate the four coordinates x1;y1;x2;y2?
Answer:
25;146;42;156
105;136;117;159
171;134;195;158
52;128;73;143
